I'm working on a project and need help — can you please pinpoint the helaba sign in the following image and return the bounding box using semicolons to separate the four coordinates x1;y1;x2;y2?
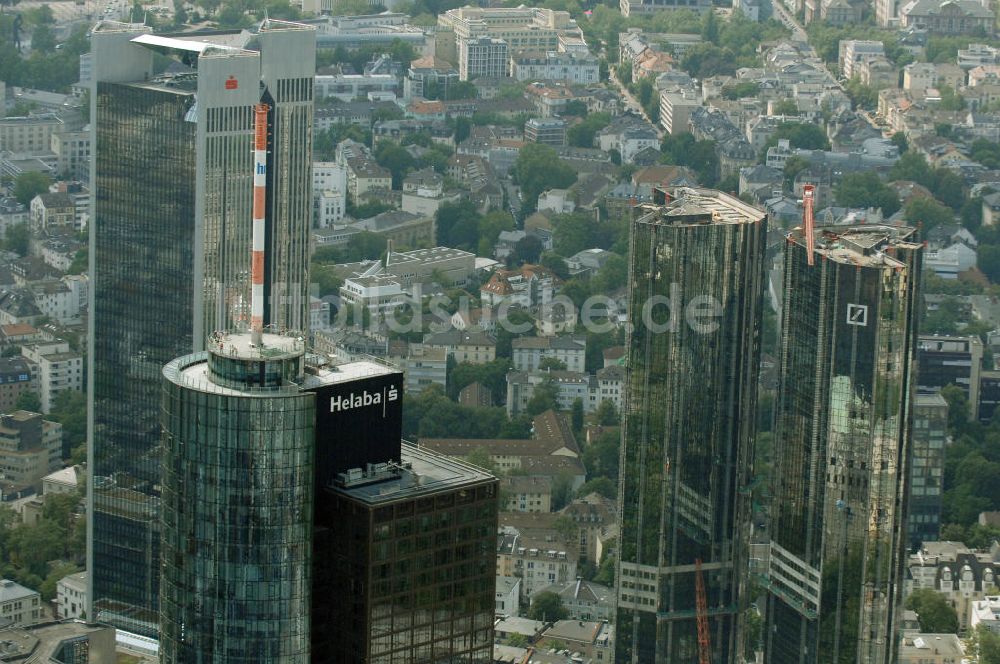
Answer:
330;386;399;413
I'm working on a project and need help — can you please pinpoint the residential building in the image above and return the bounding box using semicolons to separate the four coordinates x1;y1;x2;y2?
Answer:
533;580;614;622
959;43;1000;68
510;51;600;84
480;265;558;308
559;493;617;565
423;328;497;364
314;72;398;101
43;464;83;496
620;0;711;17
29;192;76;232
421;410;585;489
497;513;579;598
404;55;459;100
51;129;91;182
459;37;509;81
524;118;567;146
503;475;553;512
459;381;493;407
506;370;590;415
900;0;994;34
313;161;347;228
56;571;87;620
88;20;316;635
389;343;449;394
971;596;1000;634
0;580;42;626
839;40;886;78
925;242;977;279
659;91;701;135
535;620;614;661
898;633;965;664
0;357;34;414
0;411;62;495
496;576;521;616
909;393;948;549
917;334;983;418
512;336;586;373
764;224;921;664
345;156;392;199
980;370;1000;422
0;114;63;154
21;341;82;414
906;541;1000;630
616;187;766;663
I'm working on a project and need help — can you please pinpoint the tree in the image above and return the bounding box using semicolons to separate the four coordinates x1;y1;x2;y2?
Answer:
834;174;901;216
48;390;85;458
979;244;1000;283
763;123;831;153
582;429;619;480
566;112;612;148
15;391;40;413
465;447;496;474
904;589;959;633
974;623;1000;664
595;399;619;426
30;24;55;53
435;200;481;249
540;253;570;281
591;254;628;293
576;476;616;499
13;171;51;206
512;144;576;215
903;197;954;231
540;357;568;371
889;151;932;186
571;397;584;432
3;223;30;257
552;213;597;257
528;591;568;621
526;379;560;416
511;235;544;265
374;141;415;189
890;131;908;153
941;384;968;433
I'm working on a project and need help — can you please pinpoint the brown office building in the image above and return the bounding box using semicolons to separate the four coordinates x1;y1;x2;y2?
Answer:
313;443;498;663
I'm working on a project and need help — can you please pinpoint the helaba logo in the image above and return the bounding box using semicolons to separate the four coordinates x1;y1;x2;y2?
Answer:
256;161;266;175
330;386;399;413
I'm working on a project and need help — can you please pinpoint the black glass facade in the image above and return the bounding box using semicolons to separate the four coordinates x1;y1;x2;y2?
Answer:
907;394;947;549
764;225;922;664
313;445;498;663
615;188;767;664
91;82;197;634
160;337;314;662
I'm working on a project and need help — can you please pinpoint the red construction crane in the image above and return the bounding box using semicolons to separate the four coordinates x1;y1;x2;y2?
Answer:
695;558;711;664
802;183;816;266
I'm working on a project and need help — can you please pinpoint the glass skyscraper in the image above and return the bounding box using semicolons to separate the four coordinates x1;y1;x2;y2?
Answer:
87;20;314;634
160;332;315;662
762;224;922;664
615;187;768;663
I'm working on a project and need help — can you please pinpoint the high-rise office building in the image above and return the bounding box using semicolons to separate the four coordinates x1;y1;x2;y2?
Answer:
908;393;948;549
87;20;315;634
916;334;982;419
615;187;768;663
160;332;315;662
762;224;922;664
313;445;498;662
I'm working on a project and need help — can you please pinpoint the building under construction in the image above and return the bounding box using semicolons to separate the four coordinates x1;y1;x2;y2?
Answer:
615;187;768;663
761;222;922;664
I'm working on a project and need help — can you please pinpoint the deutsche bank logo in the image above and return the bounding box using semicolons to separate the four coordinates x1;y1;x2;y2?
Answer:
846;304;868;326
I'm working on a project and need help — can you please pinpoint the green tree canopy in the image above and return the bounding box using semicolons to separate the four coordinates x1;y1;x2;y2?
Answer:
13;171;51;206
904;589;959;633
512;144;577;215
528;591;569;621
834;174;901;216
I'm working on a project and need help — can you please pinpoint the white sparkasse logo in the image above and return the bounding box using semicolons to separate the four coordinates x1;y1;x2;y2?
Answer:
330;386;399;413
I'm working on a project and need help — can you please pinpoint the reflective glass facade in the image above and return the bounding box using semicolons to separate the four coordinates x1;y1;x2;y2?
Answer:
88;23;314;633
91;81;197;634
313;445;498;663
907;394;947;549
615;188;767;664
160;338;314;663
763;225;922;664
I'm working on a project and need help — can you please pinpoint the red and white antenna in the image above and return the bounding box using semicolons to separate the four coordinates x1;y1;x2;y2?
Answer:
251;103;268;346
803;184;816;266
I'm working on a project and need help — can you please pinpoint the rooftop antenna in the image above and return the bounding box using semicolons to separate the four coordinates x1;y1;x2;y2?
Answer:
803;183;816;266
251;103;269;347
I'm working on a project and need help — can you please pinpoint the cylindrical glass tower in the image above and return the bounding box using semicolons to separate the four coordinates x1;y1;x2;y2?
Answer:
160;332;314;663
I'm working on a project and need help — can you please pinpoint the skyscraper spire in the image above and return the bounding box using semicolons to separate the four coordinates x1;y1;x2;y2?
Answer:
251;103;268;346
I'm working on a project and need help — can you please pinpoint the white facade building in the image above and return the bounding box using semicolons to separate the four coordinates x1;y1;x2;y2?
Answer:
56;571;87;620
21;342;83;414
459;37;509;81
0;579;41;626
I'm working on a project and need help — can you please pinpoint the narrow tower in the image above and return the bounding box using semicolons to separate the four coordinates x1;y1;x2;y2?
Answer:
615;187;768;663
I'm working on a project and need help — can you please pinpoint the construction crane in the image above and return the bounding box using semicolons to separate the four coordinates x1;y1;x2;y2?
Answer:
802;183;816;266
695;558;712;664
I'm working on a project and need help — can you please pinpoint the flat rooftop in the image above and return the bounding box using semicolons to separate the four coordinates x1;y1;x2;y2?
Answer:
787;224;921;268
637;187;767;227
329;442;495;505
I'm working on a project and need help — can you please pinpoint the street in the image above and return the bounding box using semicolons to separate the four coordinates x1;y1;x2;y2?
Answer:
610;66;665;140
